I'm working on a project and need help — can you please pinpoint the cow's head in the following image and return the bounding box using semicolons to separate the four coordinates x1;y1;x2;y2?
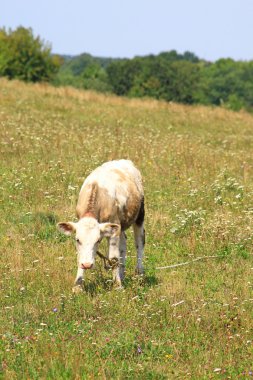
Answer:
58;217;120;269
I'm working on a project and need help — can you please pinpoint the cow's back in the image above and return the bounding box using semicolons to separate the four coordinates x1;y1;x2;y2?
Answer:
76;160;143;229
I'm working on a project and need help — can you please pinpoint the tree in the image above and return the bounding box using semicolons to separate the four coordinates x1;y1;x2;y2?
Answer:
81;63;111;92
0;29;10;75
119;56;200;103
106;59;142;95
196;59;248;110
167;61;200;103
0;26;61;82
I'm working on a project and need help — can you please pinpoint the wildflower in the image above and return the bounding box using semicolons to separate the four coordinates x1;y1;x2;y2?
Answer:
52;307;58;313
137;345;142;354
172;300;185;307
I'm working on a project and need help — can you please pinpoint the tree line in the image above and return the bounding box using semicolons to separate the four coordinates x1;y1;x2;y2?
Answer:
1;26;253;112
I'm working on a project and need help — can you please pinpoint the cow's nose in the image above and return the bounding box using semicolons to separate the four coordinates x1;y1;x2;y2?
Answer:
81;263;93;269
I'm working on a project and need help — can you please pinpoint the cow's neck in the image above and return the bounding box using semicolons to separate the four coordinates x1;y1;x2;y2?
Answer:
82;183;98;220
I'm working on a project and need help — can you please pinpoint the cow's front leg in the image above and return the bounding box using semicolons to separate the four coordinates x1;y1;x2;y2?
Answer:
119;232;127;281
72;267;84;293
108;234;121;287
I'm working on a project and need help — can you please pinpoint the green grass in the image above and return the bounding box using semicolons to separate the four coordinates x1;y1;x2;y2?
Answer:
1;79;253;379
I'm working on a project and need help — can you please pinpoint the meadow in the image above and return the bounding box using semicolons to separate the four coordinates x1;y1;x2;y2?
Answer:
1;78;253;379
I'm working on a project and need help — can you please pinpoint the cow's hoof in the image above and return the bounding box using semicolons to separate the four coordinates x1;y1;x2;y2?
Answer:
135;266;144;275
114;284;123;290
112;280;123;289
72;285;83;294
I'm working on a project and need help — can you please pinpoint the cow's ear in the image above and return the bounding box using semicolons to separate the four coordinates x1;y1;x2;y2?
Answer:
58;222;76;236
100;223;121;238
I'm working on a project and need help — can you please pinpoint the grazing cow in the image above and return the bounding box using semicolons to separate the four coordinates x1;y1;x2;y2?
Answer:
58;159;145;292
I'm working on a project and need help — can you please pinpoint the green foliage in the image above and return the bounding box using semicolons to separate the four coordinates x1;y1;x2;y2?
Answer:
196;59;253;110
107;58;142;95
107;55;200;103
0;26;61;82
165;60;200;103
54;53;114;92
158;49;200;63
81;63;112;92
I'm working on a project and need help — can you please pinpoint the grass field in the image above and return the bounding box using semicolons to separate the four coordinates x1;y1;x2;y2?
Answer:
1;78;253;379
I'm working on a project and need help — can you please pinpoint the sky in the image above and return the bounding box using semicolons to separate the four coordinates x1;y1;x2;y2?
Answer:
2;0;253;61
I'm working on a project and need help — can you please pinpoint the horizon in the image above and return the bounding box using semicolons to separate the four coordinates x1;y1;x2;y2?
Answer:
53;49;253;63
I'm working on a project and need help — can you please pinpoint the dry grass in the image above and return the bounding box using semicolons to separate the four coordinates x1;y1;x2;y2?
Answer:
1;78;253;379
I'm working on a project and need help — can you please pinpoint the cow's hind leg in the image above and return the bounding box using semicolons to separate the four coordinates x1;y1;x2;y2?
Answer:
133;198;145;274
133;223;145;274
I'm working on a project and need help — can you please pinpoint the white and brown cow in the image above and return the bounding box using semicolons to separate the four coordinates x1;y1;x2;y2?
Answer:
58;159;145;292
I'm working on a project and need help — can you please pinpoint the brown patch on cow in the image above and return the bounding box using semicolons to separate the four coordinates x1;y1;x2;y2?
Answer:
122;180;142;229
76;182;98;219
112;169;128;182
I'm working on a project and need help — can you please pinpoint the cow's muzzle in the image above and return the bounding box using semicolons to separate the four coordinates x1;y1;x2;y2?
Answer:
80;263;93;269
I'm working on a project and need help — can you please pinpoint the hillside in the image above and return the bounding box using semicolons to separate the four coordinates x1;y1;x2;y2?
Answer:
1;79;253;379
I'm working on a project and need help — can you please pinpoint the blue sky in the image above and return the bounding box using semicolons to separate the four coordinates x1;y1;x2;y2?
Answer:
2;0;253;61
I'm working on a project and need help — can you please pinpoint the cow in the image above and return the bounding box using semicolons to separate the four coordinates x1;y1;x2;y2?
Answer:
58;159;145;292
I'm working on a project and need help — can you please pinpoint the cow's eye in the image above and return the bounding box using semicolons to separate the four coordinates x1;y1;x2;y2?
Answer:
76;238;81;245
